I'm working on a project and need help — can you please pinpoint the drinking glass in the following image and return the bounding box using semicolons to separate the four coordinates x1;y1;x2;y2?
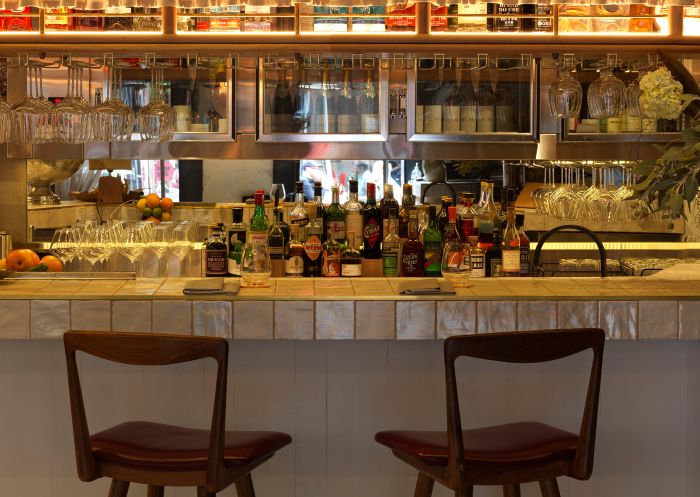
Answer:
587;67;625;119
119;223;147;272
12;65;54;143
137;67;175;142
93;65;135;142
171;223;194;275
549;69;582;118
53;64;93;143
50;227;79;271
270;183;286;202
150;223;172;276
241;243;271;286
80;224;112;269
0;97;11;143
441;241;471;287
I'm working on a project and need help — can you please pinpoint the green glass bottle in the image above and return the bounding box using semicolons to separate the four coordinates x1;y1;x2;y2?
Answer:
326;185;346;244
248;189;269;247
423;205;443;277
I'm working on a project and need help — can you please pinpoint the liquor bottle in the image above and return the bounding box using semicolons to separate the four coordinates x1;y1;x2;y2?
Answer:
359;69;379;134
294;67;312;133
459;196;476;239
495;86;514;132
437;196;451;235
415;80;426;134
341;231;362;277
399;184;415;239
477;219;495;252
327;185;346;244
400;214;425;277
303;207;323;277
322;236;342;277
479;219;500;277
382;207;400;276
345;179;364;251
443;77;461;134
272;67;294;133
313;67;338;133
477;86;496;132
460;83;478;133
477;180;498;224
285;224;305;277
290;181;310;230
423;69;444;134
274;6;295;31
312;181;327;241
501;206;520;277
75;10;103;31
268;211;286;261
227;207;247;277
362;182;382;259
443;206;461;247
423;206;443;277
417;204;430;243
352;5;385;32
516;212;531;276
468;235;485;278
45;7;72;31
337;68;359;134
104;6;132;30
380;183;399;239
205;226;228;277
248;190;269;248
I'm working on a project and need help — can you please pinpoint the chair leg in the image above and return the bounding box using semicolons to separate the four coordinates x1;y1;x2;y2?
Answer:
147;486;164;497
197;487;215;497
455;485;474;497
108;479;130;497
414;472;435;497
539;478;561;497
503;484;521;497
235;473;256;497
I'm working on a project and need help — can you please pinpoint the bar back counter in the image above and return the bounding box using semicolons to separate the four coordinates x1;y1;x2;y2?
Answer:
0;276;698;497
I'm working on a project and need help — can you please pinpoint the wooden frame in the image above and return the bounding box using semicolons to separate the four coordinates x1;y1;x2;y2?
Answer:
63;330;270;496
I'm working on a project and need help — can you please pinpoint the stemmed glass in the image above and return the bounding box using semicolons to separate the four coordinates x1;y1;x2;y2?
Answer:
171;222;195;275
50;227;79;271
150;223;173;276
241;243;271;287
137;66;175;142
119;223;148;274
93;64;135;142
52;63;93;143
79;224;113;270
549;57;582;119
270;183;286;202
587;66;626;119
11;63;54;143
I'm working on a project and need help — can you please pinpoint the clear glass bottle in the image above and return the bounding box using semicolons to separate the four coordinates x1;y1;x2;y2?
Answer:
294;67;312;133
382;207;400;276
401;214;425;277
500;206;520;277
337;68;359;134
380;183;399;241
345;179;364;251
327;185;346;244
313;67;338;133
341;231;362;277
227;207;247;277
290;180;310;230
477;86;496;132
359;69;379;133
477;180;498;224
459;196;476;239
285;224;305;277
423;205;443;277
443;76;461;134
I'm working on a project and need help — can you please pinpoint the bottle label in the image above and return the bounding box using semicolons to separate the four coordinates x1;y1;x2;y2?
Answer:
327;220;346;241
471;253;485;277
424;240;442;273
249;232;268;246
227;255;241;276
341;263;362;277
206;249;228;276
269;243;284;259
459;218;475;238
382;253;398;276
502;250;520;274
489;258;503;277
361;114;379;133
346;212;364;247
424;105;443;134
338;114;359;133
285;256;304;275
443;106;461;133
477;107;495;132
323;252;341;277
520;246;530;276
401;251;422;276
416;105;424;133
364;218;381;249
229;229;246;247
461;105;477;132
304;235;322;261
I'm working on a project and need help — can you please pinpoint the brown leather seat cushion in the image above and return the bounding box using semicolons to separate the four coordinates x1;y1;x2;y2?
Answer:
375;422;579;468
91;421;292;472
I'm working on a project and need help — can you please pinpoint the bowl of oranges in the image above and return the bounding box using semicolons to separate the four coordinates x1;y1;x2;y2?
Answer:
135;193;174;223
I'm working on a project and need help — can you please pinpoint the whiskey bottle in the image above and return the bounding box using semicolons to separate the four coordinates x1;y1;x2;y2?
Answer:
381;208;400;276
341;231;362;277
285;224;305;277
500;206;520;277
362;182;382;259
205;226;228;277
345;179;364;251
400;214;425;277
468;235;485;278
227;207;247;277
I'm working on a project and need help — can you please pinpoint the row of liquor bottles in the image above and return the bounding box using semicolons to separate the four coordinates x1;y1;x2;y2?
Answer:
205;179;531;278
0;7;160;31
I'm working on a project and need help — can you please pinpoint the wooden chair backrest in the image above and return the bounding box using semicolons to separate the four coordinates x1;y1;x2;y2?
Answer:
63;331;229;487
443;329;605;484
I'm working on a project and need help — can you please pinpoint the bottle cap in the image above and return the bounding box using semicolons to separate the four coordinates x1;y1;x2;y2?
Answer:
403;184;412;193
254;191;264;204
314;181;322;196
296;181;304;193
367;182;376;197
429;205;437;219
232;207;243;223
448;206;457;223
515;213;525;227
349;179;358;193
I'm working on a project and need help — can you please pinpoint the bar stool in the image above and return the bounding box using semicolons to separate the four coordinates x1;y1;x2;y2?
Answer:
375;328;605;497
64;331;292;497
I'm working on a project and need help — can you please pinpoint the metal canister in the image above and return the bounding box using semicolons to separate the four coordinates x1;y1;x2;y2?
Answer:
0;231;12;259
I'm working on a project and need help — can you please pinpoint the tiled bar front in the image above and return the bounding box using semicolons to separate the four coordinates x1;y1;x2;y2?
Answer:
1;277;699;340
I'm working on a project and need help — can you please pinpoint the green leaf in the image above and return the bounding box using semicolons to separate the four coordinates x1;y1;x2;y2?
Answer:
684;175;699;204
632;163;657;176
660;146;695;162
652;143;668;154
665;190;684;217
632;174;655;191
682;127;700;146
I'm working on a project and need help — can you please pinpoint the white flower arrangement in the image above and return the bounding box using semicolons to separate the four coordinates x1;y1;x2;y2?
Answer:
639;66;699;121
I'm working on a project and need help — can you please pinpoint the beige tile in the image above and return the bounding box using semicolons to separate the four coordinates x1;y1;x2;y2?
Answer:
112;301;152;333
152;300;192;335
477;301;517;334
351;278;394;296
274;301;314;339
315;278;355;297
397;301;435;339
234;301;273;339
115;278;165;296
517;301;557;331
155;277;191;296
35;280;88;296
599;301;638;340
680;301;700;340
275;278;314;297
194;301;233;338
0;280;51;294
79;279;126;296
558;301;599;329
70;300;111;331
638;300;679;340
356;301;395;339
0;300;30;338
316;301;355;339
31;300;70;339
437;301;476;338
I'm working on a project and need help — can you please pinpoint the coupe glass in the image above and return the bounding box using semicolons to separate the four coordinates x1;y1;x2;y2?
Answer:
137;67;175;142
241;243;271;287
549;69;582;119
12;65;54;143
587;68;625;119
53;64;93;143
93;65;135;142
441;241;471;287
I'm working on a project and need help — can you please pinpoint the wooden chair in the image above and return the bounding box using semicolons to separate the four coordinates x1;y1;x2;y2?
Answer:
64;331;292;497
375;328;605;497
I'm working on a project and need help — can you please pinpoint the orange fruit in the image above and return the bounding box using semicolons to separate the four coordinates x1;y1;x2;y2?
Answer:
145;193;161;210
6;250;35;271
40;255;63;272
161;212;172;222
24;250;40;266
159;197;174;212
146;216;161;224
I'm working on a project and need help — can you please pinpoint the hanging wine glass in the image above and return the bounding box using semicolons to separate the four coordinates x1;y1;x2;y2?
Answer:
52;63;93;143
12;63;54;143
549;56;582;119
587;65;626;119
137;65;175;142
93;64;135;141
